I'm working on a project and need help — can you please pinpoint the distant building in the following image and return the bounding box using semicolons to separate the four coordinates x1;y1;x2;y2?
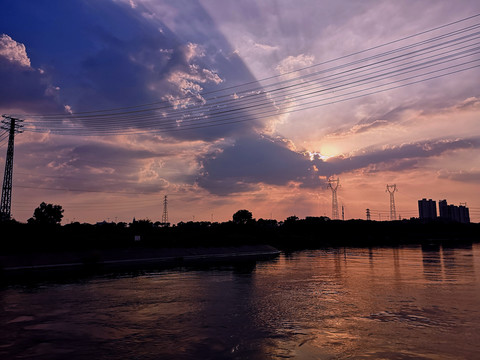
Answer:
418;198;437;220
439;199;470;223
459;204;470;224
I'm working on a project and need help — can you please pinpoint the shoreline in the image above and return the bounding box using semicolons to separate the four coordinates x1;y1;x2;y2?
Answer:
0;245;280;278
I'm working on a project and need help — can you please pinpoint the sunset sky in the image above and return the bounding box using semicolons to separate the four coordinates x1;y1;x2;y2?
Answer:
1;0;479;224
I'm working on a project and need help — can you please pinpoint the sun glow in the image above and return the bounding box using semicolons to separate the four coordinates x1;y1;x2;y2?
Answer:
306;151;330;161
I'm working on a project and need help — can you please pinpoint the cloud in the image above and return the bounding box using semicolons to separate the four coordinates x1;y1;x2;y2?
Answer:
330;94;480;140
438;96;480;114
276;54;315;75
0;34;31;67
254;42;278;52
439;170;480;183
333;119;389;137
164;52;223;107
320;137;480;175
0;35;61;113
2;0;270;142
197;135;480;196
15;137;173;194
64;105;73;114
197;134;324;194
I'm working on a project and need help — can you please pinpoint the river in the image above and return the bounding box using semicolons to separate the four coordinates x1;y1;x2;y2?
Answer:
1;243;479;359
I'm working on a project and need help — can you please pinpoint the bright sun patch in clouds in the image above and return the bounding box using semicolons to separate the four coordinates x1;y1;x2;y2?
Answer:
306;151;330;161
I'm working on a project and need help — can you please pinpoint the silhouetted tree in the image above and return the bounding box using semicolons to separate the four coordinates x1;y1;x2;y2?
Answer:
257;218;278;227
129;219;153;231
233;209;253;224
28;202;64;225
283;215;299;226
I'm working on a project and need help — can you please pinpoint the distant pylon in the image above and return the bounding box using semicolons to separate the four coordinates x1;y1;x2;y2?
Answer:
1;116;23;221
328;177;340;220
366;208;371;221
386;184;397;221
162;195;168;224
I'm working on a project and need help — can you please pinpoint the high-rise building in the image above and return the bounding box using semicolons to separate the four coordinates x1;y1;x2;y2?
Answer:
439;199;448;219
459;204;470;224
418;198;437;220
439;199;470;223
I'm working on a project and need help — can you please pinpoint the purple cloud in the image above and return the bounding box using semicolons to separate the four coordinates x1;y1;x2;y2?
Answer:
197;136;480;195
197;135;324;195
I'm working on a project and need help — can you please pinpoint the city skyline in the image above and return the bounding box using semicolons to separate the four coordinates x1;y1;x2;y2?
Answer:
1;0;479;223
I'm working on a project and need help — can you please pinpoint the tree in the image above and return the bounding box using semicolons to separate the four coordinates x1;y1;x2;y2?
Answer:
129;218;153;232
29;202;64;225
233;209;253;225
283;215;299;226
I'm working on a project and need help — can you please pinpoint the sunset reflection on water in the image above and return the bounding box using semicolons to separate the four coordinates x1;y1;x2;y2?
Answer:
1;244;479;359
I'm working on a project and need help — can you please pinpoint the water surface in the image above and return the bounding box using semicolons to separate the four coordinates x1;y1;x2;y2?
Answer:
1;244;479;359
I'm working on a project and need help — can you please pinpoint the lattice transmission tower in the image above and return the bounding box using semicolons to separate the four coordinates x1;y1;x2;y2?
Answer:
161;195;168;224
328;177;340;220
386;184;398;221
1;116;23;221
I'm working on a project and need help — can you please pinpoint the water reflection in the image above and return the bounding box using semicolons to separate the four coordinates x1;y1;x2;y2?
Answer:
421;243;477;283
1;244;479;359
421;243;443;281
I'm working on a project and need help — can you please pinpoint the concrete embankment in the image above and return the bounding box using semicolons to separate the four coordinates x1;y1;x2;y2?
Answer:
0;245;280;280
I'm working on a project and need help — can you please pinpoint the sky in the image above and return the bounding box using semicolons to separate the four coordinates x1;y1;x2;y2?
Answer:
0;0;479;224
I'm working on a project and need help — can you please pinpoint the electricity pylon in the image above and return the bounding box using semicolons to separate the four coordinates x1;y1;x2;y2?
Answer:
328;177;340;220
1;115;23;221
161;195;168;224
386;184;398;221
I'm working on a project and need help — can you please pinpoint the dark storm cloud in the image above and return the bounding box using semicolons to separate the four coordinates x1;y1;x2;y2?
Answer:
0;55;61;113
197;136;480;195
197;135;324;195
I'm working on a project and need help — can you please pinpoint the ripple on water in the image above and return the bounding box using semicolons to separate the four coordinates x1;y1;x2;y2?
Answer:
7;315;35;324
366;306;453;329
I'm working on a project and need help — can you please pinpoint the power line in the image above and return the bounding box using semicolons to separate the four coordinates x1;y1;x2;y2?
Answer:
15;12;480;118
22;61;480;136
22;25;480;123
3;17;476;136
25;32;480;125
24;37;480;128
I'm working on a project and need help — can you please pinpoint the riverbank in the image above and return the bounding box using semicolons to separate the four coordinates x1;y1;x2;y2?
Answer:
1;218;479;283
0;245;280;282
2;218;479;253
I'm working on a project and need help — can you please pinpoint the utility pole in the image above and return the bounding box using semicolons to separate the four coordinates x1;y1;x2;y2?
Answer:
1;115;23;221
341;205;345;221
366;208;371;221
328;177;340;220
386;184;397;221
